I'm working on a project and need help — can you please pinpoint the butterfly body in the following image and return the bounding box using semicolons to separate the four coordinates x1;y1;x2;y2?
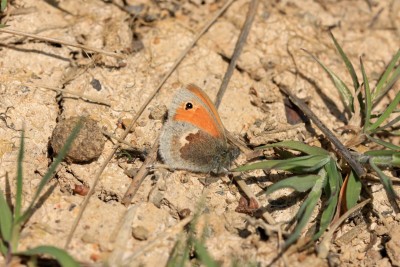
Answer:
159;84;239;173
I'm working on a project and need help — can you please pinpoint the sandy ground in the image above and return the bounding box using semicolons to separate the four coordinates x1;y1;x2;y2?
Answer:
0;0;399;266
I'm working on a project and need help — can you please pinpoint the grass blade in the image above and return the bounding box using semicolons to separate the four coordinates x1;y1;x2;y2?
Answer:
1;0;6;11
345;171;362;210
314;160;341;239
0;190;12;242
360;58;372;131
259;141;329;155
303;49;353;110
167;235;189;267
365;135;400;150
367;91;400;132
369;158;400;212
364;150;398;156
374;115;400;132
373;49;400;99
330;32;359;91
17;246;79;267
273;155;330;173
17;120;82;224
284;171;326;247
233;159;285;172
264;175;320;195
380;66;400;97
234;155;329;172
193;239;218;267
14;130;25;221
0;241;7;255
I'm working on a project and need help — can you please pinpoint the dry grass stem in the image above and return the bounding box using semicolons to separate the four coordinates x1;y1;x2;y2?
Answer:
0;28;124;59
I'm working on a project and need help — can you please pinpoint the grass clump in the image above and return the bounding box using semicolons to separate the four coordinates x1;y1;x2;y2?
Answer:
235;33;400;248
0;122;82;266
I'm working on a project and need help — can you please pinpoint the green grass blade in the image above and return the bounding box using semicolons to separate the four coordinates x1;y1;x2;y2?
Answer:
1;0;6;11
346;171;362;210
258;141;329;155
381;66;400;95
284;172;326;247
167;235;189;267
17;246;79;267
17;120;82;224
369;158;399;210
367;91;400;132
14;130;25;221
0;240;7;255
233;159;285;172
303;49;353;110
364;150;398;156
273;155;330;173
234;155;329;172
360;58;372;130
0;190;12;242
374;115;400;132
313;160;341;240
193;239;218;267
330;32;359;91
373;49;400;99
264;175;320;195
392;153;400;167
365;135;400;150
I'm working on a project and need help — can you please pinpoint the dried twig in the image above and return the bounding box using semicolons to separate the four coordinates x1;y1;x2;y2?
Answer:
22;83;111;106
64;0;235;248
121;135;159;205
277;83;366;178
0;28;124;59
214;0;259;108
318;198;371;258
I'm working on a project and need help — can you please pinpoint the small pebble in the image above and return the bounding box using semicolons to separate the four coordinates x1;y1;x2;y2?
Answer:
51;117;105;163
149;104;167;120
178;208;191;219
132;226;149;240
90;78;102;91
73;184;90;196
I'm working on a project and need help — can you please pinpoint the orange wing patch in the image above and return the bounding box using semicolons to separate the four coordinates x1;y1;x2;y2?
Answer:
173;102;222;138
186;84;224;130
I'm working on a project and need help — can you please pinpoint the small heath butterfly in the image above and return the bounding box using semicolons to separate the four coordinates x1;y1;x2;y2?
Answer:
159;84;239;173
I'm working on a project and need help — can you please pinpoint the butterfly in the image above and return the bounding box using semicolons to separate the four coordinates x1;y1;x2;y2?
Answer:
159;84;239;173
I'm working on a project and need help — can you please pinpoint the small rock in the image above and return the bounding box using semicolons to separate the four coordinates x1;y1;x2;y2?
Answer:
51;117;105;163
178;208;191;219
386;225;400;266
148;190;164;208
149;104;167;121
73;184;90;196
132;226;149;241
90;78;102;91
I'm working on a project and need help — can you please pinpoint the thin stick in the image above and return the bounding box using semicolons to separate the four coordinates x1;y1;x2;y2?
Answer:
233;175;276;224
277;83;366;178
64;0;235;248
121;135;160;205
101;130;137;148
23;83;111;106
214;0;259;108
318;198;371;258
0;28;124;59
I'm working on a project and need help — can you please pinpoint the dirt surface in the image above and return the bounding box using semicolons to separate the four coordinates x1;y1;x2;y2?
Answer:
0;0;399;266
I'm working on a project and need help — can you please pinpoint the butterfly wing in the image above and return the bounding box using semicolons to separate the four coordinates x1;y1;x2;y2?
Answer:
159;84;232;173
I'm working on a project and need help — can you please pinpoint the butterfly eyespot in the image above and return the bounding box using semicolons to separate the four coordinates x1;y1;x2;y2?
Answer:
185;102;193;110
